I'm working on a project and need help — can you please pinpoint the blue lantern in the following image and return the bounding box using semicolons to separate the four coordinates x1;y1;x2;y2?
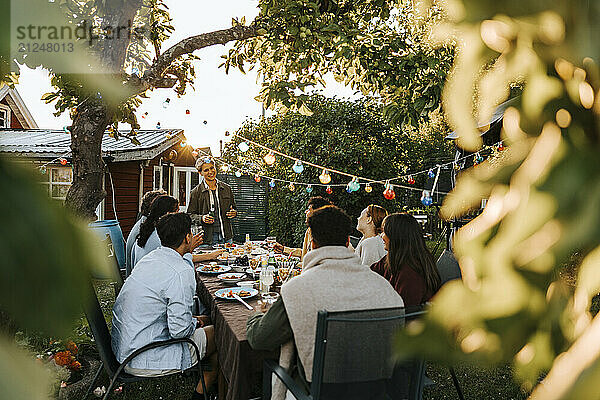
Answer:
428;169;435;178
421;190;433;206
269;179;276;188
349;178;360;192
306;185;313;193
292;160;304;174
235;171;242;178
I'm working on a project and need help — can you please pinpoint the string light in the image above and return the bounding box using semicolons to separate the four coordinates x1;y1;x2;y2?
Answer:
192;150;198;157
365;183;372;193
407;175;415;185
348;177;360;192
288;183;295;191
254;174;261;183
269;179;276;188
263;152;276;166
383;182;396;200
325;186;332;194
141;112;148;119
292;160;304;174
63;126;70;134
306;185;313;193
59;158;68;166
180;141;187;148
156;122;161;129
162;98;170;109
238;142;249;152
428;169;435;178
39;165;47;174
319;169;331;184
186;109;191;115
235;171;242;178
421;190;433;206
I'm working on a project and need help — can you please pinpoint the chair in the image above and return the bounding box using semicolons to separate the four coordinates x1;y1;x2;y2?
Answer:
263;306;427;400
81;282;209;400
436;249;461;286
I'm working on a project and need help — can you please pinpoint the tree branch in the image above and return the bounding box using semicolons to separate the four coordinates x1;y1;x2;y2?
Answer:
141;24;259;92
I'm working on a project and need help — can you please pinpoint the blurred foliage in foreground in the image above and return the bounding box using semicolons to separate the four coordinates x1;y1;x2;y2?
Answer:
394;1;600;399
0;158;110;399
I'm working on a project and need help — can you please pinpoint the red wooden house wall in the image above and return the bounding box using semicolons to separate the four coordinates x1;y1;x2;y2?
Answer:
0;98;25;129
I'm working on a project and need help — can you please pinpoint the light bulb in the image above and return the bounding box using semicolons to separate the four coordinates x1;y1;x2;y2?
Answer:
238;142;249;152
365;183;372;193
263;152;276;166
269;179;276;188
325;186;332;194
254;174;261;183
306;185;313;193
235;171;242;178
288;183;295;191
162;98;170;109
319;169;331;184
292;160;304;174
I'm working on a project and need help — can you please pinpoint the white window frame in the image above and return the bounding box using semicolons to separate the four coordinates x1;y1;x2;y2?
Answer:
173;167;200;212
0;104;11;128
39;166;72;200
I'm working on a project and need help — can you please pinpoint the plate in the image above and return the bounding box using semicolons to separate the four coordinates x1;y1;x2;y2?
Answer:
217;272;246;285
197;264;231;274
215;287;259;300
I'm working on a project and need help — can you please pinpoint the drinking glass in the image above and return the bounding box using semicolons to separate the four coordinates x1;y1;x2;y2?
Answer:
266;236;276;250
259;269;274;294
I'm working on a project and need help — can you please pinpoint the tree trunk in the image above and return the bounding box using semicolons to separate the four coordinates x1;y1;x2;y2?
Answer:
65;102;112;220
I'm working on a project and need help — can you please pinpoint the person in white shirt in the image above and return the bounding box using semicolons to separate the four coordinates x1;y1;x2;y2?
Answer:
354;204;388;266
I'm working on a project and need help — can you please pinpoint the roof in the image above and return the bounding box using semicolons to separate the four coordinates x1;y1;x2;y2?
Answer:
0;129;188;162
446;97;520;139
0;84;38;129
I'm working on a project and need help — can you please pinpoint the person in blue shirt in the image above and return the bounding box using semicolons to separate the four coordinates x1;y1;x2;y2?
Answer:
125;189;165;276
112;212;218;399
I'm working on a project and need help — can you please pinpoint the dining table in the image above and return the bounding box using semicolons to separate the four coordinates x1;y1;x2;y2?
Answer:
195;260;278;400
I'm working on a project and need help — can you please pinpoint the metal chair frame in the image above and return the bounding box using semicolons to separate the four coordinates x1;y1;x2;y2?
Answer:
82;282;209;400
263;307;427;400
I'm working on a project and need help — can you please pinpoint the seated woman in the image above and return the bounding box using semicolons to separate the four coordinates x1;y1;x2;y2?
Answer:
132;195;223;268
355;204;388;266
371;213;441;306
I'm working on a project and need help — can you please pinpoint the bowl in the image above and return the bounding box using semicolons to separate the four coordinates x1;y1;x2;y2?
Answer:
217;272;246;285
237;281;257;289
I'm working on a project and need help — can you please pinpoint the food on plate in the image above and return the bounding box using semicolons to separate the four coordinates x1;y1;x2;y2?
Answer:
220;273;244;280
200;265;226;272
223;290;251;298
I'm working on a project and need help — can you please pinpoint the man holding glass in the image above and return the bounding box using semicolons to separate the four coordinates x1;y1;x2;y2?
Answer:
187;157;237;245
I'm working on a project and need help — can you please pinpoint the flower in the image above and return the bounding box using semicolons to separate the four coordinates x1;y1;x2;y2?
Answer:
66;341;78;355
69;360;82;371
60;381;67;388
93;386;107;397
53;351;74;367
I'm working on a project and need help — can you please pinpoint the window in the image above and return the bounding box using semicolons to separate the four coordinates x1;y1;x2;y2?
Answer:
0;105;10;128
153;166;163;190
173;167;200;211
40;167;72;200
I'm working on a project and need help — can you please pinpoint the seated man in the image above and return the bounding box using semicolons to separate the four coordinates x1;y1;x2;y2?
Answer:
247;205;403;398
112;213;217;399
273;196;332;260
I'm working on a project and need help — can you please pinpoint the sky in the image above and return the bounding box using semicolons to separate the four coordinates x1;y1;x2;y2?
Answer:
14;0;357;154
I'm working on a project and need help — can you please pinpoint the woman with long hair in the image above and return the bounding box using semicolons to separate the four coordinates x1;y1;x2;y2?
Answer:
355;204;388;266
371;213;441;306
132;195;180;267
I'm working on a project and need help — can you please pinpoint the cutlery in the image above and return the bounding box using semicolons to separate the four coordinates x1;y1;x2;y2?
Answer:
232;293;254;310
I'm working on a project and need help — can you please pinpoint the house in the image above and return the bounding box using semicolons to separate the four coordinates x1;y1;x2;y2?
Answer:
0;127;211;236
0;84;38;129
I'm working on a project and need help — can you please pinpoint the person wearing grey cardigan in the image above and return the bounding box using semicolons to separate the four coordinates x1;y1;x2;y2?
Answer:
247;206;403;398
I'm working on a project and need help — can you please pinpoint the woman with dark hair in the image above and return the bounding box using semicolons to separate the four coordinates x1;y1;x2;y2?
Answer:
355;204;388;266
371;213;441;306
132;195;180;267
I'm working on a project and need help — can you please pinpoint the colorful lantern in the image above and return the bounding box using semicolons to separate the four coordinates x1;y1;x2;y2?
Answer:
238;142;249;152
254;174;261;183
319;169;331;184
325;185;332;194
263;152;276;166
292;160;304;174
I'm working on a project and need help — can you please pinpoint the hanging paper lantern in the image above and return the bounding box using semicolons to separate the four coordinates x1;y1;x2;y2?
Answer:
319;169;331;184
59;158;68;166
63;126;70;134
306;185;313;193
203;120;208;125
346;184;353;193
428;169;435;178
156;122;161;129
407;175;415;185
269;179;276;188
162;98;170;109
292;160;304;174
421;190;433;206
288;183;295;191
168;150;178;161
365;183;372;193
254;174;261;183
325;185;333;194
141;112;148;119
39;165;47;174
224;131;230;136
180;141;187;148
497;141;505;151
238;142;249;152
263;152;276;166
348;177;360;192
235;171;242;178
453;163;460;171
185;109;191;115
383;182;395;200
191;150;198;158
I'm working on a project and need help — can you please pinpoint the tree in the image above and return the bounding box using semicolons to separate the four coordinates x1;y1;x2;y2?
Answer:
2;0;452;219
222;94;453;246
391;1;600;398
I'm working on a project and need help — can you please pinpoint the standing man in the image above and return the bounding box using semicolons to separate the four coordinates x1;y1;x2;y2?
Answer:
187;157;237;245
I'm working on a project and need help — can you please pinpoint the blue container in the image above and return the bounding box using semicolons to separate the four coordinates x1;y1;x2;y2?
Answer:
89;220;126;271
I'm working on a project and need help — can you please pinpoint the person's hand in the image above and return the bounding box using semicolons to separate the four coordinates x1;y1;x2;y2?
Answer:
273;242;284;254
202;214;214;224
190;232;203;250
194;315;211;328
226;206;237;219
210;249;226;258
